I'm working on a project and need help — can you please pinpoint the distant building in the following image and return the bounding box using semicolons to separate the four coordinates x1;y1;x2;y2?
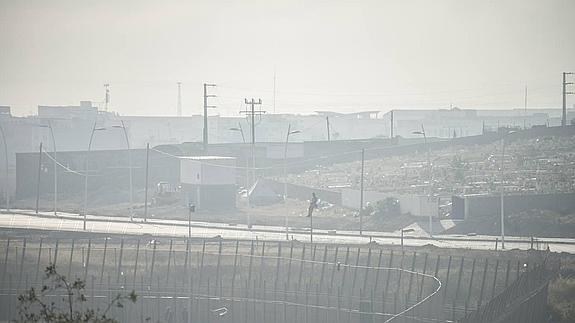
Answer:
180;156;237;210
0;106;11;117
382;107;572;138
38;101;99;119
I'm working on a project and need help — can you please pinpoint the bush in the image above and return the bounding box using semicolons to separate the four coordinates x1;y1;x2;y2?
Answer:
359;198;400;218
549;276;575;322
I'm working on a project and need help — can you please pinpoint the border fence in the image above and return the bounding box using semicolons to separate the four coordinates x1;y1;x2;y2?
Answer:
0;237;553;322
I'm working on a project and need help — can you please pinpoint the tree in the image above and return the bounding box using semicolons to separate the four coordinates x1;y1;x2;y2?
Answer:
17;264;138;323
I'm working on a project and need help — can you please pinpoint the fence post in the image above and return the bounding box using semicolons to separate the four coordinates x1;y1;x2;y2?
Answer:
297;243;306;291
17;238;26;290
275;242;282;293
287;241;294;287
362;247;372;294
231;240;239;297
166;239;173;284
394;251;405;297
490;259;500;299
197;239;206;288
284;281;288;323
452;256;465;321
133;239;140;286
337;287;341;323
478;258;489;307
149;240;157;283
329;245;340;291
53;239;59;268
504;259;512;288
307;244;317;287
83;239;91;281
100;238;107;283
406;251;417;304
247;240;254;284
442;255;453;305
68;239;75;278
1;238;10;285
351;247;361;292
418;253;429;302
373;249;383;290
216;240;222;291
305;283;309;323
35;238;43;282
184;238;190;269
465;258;477;314
116;238;124;283
259;241;266;287
383;250;394;314
319;245;328;290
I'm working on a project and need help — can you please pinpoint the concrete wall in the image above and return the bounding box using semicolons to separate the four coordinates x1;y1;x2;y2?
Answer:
15;149;180;199
452;193;575;219
341;189;439;217
260;178;342;205
181;183;236;210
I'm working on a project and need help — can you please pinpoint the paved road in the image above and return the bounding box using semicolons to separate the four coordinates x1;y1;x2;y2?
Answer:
1;210;574;253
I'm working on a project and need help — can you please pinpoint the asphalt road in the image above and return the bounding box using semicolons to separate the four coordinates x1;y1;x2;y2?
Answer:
1;210;574;253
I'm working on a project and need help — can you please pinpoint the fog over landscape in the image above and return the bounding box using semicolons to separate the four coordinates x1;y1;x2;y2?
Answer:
1;0;575;116
1;1;575;323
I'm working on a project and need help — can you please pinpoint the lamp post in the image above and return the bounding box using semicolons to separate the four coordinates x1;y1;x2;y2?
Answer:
499;130;516;250
112;121;133;221
413;125;433;238
83;123;107;230
36;122;57;216
230;124;251;227
0;124;9;212
284;124;301;241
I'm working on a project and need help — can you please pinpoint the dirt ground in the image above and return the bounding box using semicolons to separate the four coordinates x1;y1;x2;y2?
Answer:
15;194;417;233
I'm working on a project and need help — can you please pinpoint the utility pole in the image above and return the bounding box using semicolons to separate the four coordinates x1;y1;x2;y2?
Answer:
203;83;217;151
562;72;574;126
0;124;9;212
326;116;331;142
390;110;394;138
359;148;365;236
273;71;276;114
177;82;182;117
240;98;265;186
35;142;43;215
524;85;528;129
104;84;110;112
144;143;149;222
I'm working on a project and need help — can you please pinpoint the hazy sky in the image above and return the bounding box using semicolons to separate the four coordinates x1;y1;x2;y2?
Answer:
1;0;574;117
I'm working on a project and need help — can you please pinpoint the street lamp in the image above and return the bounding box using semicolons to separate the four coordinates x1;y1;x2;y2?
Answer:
230;124;251;227
35;122;58;216
284;124;301;241
83;123;107;230
412;125;433;238
0;123;9;212
499;130;516;249
112;121;133;221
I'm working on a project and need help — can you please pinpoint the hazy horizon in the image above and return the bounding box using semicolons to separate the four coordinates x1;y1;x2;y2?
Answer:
1;0;574;117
